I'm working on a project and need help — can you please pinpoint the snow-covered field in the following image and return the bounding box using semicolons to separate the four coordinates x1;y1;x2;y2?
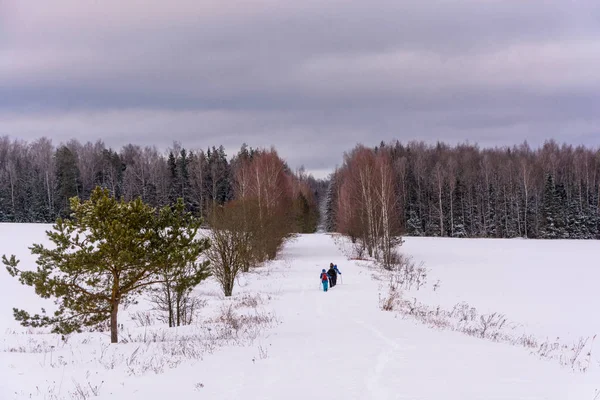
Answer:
1;223;599;399
401;237;600;343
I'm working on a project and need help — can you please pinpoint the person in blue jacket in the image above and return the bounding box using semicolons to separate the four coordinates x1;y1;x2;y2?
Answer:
334;264;342;285
334;264;342;275
319;269;329;292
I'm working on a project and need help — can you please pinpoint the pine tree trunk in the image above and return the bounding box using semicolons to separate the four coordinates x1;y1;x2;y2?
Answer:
176;292;181;327
166;281;173;328
110;300;119;344
199;170;204;219
45;171;52;213
9;167;16;218
450;193;454;237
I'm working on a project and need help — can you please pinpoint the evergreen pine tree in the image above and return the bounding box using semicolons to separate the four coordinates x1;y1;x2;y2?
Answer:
485;184;497;237
54;146;81;218
3;187;210;343
204;146;232;209
586;190;600;238
324;172;338;232
450;178;465;237
149;198;211;327
168;151;178;204
406;209;424;236
541;174;561;238
566;198;589;239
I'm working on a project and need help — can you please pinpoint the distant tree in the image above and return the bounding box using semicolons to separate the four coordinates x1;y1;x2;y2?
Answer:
206;200;255;296
121;144;154;204
187;150;206;216
432;161;445;237
324;171;339;232
232;148;294;261
334;146;402;265
293;191;318;233
29;137;56;221
290;168;319;233
2;187;209;343
98;148;125;198
518;144;534;238
374;149;402;268
75;140;104;200
54;146;81;217
205;146;232;210
336;146;381;256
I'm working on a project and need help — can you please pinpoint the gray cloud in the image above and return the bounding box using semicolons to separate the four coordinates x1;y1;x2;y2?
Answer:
2;0;600;178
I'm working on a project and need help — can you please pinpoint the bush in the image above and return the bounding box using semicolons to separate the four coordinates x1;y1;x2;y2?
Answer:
386;251;428;291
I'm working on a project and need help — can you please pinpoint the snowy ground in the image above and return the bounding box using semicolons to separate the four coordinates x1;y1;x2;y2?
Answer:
400;237;600;343
1;223;599;399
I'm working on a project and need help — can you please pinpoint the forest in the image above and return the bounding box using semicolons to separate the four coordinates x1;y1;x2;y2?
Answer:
327;140;600;241
0;136;325;233
3;135;600;241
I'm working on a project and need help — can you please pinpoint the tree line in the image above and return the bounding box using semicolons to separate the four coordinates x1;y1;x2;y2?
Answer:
327;140;600;243
0;136;324;232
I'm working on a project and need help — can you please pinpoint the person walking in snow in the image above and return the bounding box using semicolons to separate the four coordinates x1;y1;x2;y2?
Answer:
333;264;342;284
327;263;338;287
320;269;329;292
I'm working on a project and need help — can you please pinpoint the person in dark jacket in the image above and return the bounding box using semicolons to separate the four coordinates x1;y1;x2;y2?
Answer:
319;269;329;292
327;263;338;287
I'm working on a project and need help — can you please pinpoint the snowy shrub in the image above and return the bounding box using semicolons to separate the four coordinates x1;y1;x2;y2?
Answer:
218;304;243;332
516;334;539;349
150;290;208;328
380;284;400;311
352;239;367;260
379;248;401;270
117;308;277;376
477;313;507;339
534;336;596;373
4;337;60;354
121;329;170;344
235;293;264;309
448;302;477;325
385;253;428;291
378;238;405;271
255;344;269;361
69;379;104;399
331;233;370;261
129;311;156;327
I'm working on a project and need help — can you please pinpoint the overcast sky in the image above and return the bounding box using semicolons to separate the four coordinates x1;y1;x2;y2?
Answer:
2;0;600;178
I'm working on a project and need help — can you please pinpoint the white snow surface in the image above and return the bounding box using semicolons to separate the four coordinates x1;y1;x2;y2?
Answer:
0;223;598;399
400;237;600;343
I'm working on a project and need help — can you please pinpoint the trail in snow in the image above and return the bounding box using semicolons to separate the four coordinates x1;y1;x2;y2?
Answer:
103;233;596;400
